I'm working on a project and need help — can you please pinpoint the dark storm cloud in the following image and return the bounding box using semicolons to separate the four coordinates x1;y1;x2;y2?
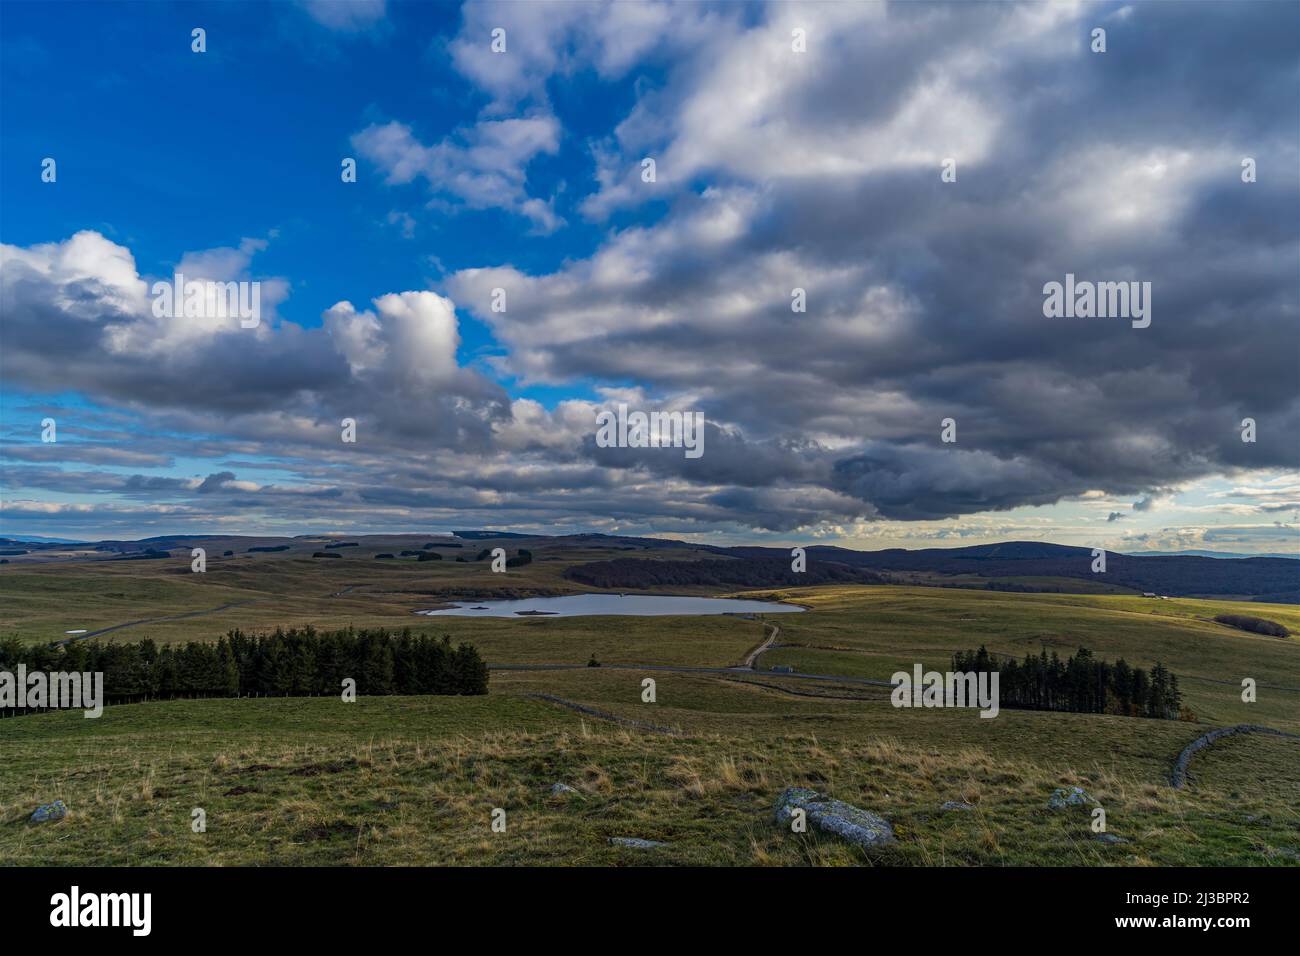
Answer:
0;441;174;468
447;0;1299;529
0;235;516;462
3;1;1297;536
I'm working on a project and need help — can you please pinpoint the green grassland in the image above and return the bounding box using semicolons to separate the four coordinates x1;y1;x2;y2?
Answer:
2;682;1297;867
1;546;1297;866
0;540;714;644
752;586;1300;733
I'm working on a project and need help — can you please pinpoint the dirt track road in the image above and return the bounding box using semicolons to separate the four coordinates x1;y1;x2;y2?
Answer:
739;621;780;669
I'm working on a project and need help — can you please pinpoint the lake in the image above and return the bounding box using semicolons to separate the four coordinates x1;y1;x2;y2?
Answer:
415;594;808;618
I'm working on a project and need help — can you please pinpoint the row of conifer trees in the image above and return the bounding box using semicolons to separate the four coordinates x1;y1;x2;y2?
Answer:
0;626;489;707
951;645;1185;720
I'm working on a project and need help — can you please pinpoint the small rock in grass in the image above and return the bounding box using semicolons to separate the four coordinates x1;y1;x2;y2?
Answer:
550;783;577;796
941;801;975;811
1092;832;1130;845
609;837;668;849
773;787;895;851
30;801;67;823
1048;786;1098;810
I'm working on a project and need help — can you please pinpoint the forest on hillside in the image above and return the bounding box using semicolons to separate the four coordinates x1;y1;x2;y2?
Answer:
565;556;885;590
0;627;488;714
952;645;1187;720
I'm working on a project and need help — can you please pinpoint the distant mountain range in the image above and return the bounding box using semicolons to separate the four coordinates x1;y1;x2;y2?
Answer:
1123;550;1298;560
4;534;1296;602
4;532;1293;558
590;540;1300;603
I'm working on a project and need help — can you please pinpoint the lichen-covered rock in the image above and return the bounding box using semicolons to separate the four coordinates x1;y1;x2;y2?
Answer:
30;800;67;823
941;801;975;811
608;837;668;849
1048;786;1098;810
773;787;822;821
550;783;577;796
773;787;895;851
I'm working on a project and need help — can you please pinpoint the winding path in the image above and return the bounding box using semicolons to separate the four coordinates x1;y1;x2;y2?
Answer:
491;660;896;688
530;693;683;735
1179;674;1300;694
1170;724;1300;788
739;621;781;670
54;601;259;645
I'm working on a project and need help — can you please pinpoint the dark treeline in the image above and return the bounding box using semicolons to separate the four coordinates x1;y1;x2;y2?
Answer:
0;626;488;710
720;543;1300;601
1214;614;1290;637
469;548;532;567
565;556;884;590
980;581;1063;593
111;549;170;560
951;645;1186;720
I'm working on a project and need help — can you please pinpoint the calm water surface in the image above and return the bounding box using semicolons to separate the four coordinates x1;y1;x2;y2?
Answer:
415;594;807;618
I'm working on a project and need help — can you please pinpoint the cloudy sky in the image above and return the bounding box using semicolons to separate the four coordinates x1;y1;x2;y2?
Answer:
1;0;1297;552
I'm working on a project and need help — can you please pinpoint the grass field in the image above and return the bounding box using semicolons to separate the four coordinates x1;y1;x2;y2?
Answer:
2;684;1297;867
0;540;712;644
1;545;1297;866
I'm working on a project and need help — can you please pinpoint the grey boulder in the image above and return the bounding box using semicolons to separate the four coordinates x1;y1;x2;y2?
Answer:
608;837;668;849
30;800;67;823
1048;786;1098;810
774;787;895;851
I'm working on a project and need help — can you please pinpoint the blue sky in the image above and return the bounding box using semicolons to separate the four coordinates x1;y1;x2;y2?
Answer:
1;0;635;389
1;1;1298;553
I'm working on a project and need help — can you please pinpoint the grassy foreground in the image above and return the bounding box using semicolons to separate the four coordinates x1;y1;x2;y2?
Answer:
1;582;1297;866
1;686;1297;867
